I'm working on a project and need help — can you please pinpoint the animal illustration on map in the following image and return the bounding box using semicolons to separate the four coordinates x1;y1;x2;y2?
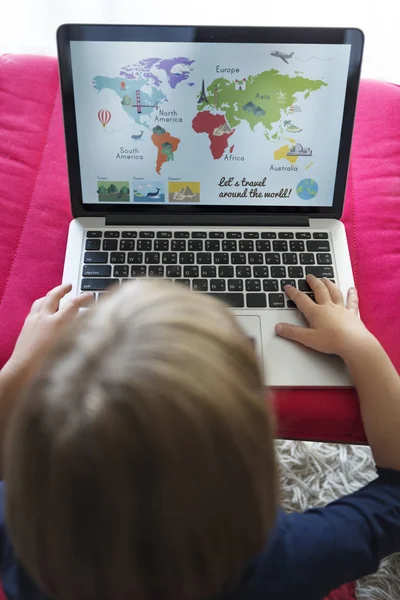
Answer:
146;187;161;198
131;130;144;140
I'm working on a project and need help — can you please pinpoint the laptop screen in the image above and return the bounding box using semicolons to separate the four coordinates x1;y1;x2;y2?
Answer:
70;40;351;209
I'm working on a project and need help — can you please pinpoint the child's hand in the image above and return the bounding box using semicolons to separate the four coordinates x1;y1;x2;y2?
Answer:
275;275;374;359
4;284;92;382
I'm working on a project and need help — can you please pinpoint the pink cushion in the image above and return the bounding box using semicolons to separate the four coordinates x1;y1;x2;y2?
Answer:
1;54;399;443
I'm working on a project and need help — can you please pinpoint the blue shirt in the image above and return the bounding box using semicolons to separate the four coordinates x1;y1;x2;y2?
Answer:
1;467;400;600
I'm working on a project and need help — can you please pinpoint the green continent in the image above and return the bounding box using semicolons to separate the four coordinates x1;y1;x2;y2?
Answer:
201;70;327;131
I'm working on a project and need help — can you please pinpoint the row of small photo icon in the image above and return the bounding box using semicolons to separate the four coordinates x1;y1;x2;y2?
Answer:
96;181;201;203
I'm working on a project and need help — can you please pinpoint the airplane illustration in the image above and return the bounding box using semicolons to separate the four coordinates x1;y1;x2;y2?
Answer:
271;51;294;64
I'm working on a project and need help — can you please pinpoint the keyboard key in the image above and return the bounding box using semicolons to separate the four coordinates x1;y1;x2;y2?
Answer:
166;266;181;278
300;253;315;265
85;239;101;250
313;232;329;239
162;252;177;264
248;253;263;264
128;252;143;264
110;253;126;264
184;266;199;277
122;231;138;238
205;240;220;251
208;293;244;307
113;266;129;278
246;279;261;292
192;231;207;238
283;253;298;265
81;278;118;291
179;253;195;265
145;253;161;264
307;240;330;252
188;240;203;251
317;253;333;265
222;240;237;251
148;266;164;277
296;232;311;239
236;266;252;278
268;293;285;308
278;232;294;239
298;279;312;292
155;240;169;251
231;253;246;265
219;266;234;278
172;240;186;251
239;240;254;252
201;266;216;277
228;279;244;292
209;231;224;238
104;231;120;238
244;232;259;239
271;266;286;278
214;253;229;264
87;231;102;238
287;300;297;308
197;253;212;264
273;240;288;252
176;279;191;288
254;266;269;278
120;240;135;251
102;239;118;251
139;231;155;238
210;279;226;291
174;231;190;238
265;253;280;265
226;232;242;239
193;279;208;291
82;265;111;277
290;240;305;252
263;280;279;292
288;266;304;278
306;266;334;278
246;293;267;308
281;279;296;291
131;265;147;277
156;231;172;238
256;240;271;252
261;232;277;239
84;252;108;264
137;240;152;251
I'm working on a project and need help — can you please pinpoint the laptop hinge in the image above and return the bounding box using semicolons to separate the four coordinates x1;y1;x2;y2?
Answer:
105;214;310;227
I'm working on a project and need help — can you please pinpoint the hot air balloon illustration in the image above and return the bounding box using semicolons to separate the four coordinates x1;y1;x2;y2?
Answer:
120;81;126;90
98;109;111;128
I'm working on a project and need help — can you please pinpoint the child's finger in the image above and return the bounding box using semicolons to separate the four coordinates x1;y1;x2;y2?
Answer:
57;293;94;321
275;322;315;347
346;287;359;314
42;283;73;314
306;274;330;304
322;278;344;305
284;284;315;320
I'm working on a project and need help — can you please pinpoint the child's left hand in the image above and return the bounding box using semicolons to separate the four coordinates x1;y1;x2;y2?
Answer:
2;284;92;386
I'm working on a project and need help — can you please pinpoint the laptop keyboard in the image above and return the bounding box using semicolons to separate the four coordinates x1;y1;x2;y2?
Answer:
81;230;335;309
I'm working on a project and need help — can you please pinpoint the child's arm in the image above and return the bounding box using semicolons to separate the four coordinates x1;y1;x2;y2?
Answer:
0;284;92;463
276;275;400;471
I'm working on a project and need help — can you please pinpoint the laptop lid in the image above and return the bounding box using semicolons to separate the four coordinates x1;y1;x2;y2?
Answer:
57;25;363;225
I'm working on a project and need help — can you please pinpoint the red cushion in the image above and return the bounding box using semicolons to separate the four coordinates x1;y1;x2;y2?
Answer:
1;54;400;443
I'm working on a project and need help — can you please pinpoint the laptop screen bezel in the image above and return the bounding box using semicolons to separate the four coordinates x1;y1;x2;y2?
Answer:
57;24;364;221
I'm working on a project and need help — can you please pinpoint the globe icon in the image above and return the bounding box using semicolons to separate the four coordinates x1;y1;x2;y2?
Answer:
296;178;318;200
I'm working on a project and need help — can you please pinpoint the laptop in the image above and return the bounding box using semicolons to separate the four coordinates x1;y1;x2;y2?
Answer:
57;24;364;387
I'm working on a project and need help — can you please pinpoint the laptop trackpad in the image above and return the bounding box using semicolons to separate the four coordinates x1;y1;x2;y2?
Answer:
235;315;264;362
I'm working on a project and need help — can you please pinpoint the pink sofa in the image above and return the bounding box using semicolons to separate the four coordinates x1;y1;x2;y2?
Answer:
1;54;400;444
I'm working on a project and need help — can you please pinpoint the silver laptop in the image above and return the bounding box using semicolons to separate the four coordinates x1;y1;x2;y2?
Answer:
57;24;364;387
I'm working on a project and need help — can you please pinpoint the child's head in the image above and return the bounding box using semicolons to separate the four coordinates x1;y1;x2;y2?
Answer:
4;281;277;600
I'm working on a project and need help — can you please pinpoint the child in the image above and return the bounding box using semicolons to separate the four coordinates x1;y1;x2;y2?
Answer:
0;277;399;600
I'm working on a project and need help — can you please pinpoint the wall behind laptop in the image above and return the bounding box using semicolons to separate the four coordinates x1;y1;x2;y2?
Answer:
1;0;398;84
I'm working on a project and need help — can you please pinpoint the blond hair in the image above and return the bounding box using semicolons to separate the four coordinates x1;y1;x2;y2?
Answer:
4;281;277;600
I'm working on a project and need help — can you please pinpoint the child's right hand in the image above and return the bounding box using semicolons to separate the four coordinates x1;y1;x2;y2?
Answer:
275;275;375;360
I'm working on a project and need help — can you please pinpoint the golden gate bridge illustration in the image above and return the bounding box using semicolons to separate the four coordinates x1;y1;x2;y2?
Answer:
130;90;159;113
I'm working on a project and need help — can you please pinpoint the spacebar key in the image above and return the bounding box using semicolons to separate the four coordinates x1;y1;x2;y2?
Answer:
208;293;245;308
